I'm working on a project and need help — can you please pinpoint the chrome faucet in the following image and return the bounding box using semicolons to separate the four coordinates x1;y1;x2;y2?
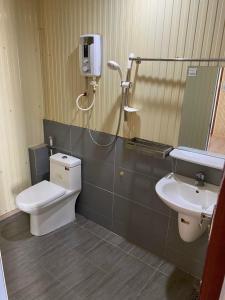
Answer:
195;172;205;187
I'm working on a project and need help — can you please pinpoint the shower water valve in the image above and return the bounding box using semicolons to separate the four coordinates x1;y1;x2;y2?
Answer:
121;81;132;89
90;78;98;91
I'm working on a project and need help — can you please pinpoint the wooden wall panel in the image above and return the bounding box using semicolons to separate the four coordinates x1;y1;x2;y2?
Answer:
0;0;44;215
0;0;224;216
37;0;225;146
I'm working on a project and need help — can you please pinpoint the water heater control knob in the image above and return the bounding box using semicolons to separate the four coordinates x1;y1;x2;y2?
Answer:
82;65;89;72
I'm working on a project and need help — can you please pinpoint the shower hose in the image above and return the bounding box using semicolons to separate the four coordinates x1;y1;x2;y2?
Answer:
75;87;124;147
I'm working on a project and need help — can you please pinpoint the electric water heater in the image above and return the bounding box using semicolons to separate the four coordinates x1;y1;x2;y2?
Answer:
79;34;102;77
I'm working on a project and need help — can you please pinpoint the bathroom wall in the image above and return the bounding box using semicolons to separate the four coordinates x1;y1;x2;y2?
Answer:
213;70;225;138
44;119;223;278
38;0;225;146
179;66;220;150
0;0;44;216
208;69;225;154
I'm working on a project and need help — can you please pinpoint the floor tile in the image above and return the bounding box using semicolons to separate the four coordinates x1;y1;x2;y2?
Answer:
0;213;44;256
38;222;101;254
158;259;178;276
88;254;156;300
75;213;89;227
63;268;107;299
83;219;112;239
56;257;106;291
104;231;134;253
2;245;44;276
13;272;71;300
38;243;86;277
1;213;198;300
5;262;50;297
137;270;198;300
85;240;126;273
130;245;163;268
57;288;84;300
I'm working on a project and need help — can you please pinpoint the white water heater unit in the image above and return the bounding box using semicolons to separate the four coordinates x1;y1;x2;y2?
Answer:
79;34;102;77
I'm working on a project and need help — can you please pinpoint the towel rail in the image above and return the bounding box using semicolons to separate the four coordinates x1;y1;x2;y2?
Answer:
129;57;225;64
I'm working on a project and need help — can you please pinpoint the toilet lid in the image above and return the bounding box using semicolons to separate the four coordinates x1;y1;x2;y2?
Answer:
16;180;66;210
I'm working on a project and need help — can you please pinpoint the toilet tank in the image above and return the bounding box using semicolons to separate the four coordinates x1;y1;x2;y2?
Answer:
50;153;81;191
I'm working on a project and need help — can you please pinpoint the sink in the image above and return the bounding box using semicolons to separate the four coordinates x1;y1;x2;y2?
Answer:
156;173;219;217
156;173;219;242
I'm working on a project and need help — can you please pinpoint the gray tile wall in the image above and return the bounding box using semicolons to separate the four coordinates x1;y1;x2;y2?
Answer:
43;119;223;278
29;144;50;185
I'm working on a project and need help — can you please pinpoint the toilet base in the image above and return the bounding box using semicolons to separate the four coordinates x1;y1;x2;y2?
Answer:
30;193;79;236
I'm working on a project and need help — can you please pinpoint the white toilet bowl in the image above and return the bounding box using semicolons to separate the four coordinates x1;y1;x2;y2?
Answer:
16;153;81;236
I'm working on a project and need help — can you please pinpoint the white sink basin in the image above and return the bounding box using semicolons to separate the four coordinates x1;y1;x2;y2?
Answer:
156;173;219;217
156;173;219;242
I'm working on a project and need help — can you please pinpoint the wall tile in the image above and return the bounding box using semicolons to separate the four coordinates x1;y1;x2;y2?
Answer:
116;137;171;179
165;215;208;264
82;158;114;192
43;119;70;151
113;195;169;256
29;144;49;184
115;138;153;176
176;160;223;186
164;246;204;279
71;125;115;164
148;156;172;180
114;167;170;216
77;205;113;231
54;148;72;156
43;120;213;278
76;182;113;228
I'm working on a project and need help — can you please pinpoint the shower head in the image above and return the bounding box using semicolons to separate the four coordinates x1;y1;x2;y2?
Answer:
107;60;123;81
107;60;121;70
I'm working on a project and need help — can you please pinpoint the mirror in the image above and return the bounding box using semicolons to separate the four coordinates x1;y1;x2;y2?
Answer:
178;66;225;156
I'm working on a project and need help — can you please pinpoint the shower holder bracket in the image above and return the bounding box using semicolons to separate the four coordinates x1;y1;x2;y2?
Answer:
121;81;132;89
126;137;173;159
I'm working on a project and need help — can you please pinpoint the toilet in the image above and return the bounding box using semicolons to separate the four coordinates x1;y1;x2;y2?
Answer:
16;153;81;236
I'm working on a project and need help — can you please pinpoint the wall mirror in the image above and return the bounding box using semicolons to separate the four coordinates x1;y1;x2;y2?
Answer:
178;65;225;157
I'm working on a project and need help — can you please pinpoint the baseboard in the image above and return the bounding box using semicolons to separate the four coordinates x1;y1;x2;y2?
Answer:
0;209;21;222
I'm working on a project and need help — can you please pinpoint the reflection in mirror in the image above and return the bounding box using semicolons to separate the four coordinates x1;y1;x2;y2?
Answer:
178;66;225;156
208;69;225;155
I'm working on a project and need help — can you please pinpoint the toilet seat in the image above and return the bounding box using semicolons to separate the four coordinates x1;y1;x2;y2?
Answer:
16;180;66;213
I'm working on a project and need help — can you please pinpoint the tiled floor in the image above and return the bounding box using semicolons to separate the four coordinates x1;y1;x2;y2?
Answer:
0;213;199;300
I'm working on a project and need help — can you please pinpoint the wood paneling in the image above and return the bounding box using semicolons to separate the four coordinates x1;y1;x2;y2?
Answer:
1;0;225;216
38;0;225;145
0;0;44;215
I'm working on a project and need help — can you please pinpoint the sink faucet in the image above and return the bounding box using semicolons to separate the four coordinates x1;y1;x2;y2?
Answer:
195;172;205;187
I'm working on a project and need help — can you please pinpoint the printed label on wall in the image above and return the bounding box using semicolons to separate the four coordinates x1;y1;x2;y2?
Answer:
187;67;198;77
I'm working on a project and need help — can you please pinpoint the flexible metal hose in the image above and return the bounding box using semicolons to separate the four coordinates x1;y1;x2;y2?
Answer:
88;88;125;147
